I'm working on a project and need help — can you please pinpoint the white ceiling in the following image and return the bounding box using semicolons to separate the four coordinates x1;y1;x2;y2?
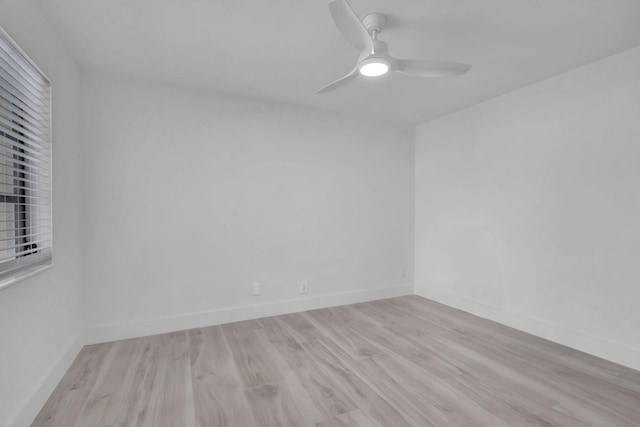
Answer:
35;0;640;124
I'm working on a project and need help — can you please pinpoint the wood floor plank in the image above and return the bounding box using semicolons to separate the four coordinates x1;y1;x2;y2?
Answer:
261;316;360;420
32;343;114;427
221;320;284;388
395;318;638;426
33;296;640;426
188;326;257;427
364;353;512;427
260;316;310;370
388;296;640;395
139;331;193;427
337;356;438;427
396;296;640;390
305;309;384;360
302;338;414;427
339;305;464;379
84;337;150;426
67;341;123;427
278;312;328;342
379;300;639;426
244;381;306;427
315;408;383;427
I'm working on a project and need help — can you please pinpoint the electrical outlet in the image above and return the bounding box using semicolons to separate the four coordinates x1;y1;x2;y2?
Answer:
300;281;308;294
401;269;407;279
252;283;261;296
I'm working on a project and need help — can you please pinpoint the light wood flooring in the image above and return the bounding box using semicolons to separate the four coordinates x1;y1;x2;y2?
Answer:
33;296;640;426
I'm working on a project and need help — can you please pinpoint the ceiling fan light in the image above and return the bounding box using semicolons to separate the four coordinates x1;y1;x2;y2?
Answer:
359;58;390;77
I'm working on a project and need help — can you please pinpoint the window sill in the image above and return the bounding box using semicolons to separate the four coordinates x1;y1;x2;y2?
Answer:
0;261;54;292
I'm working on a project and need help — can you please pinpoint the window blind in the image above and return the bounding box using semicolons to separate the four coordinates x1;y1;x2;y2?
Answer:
0;27;52;283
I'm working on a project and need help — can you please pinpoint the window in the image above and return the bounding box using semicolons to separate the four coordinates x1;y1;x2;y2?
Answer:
0;27;52;289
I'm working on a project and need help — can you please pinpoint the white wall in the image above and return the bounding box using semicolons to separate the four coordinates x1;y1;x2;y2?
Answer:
80;73;414;340
0;0;83;425
415;47;640;370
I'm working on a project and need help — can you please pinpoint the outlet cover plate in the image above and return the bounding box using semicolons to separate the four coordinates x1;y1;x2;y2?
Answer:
252;283;261;296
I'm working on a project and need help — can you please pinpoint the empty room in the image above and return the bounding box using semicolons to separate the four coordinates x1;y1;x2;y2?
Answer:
1;0;640;426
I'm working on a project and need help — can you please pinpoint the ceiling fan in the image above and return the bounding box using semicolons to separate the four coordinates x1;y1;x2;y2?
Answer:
317;0;471;94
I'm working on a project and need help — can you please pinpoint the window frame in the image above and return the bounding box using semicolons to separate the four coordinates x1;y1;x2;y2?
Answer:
0;26;53;291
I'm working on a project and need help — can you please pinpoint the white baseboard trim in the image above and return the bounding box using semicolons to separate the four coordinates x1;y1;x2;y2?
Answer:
83;284;414;345
11;336;83;427
416;287;640;372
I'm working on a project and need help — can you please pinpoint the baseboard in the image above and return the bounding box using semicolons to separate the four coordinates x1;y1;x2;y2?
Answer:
83;284;414;345
11;336;83;427
416;287;640;372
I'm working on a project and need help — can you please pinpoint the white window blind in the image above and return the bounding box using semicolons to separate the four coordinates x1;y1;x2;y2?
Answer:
0;27;52;285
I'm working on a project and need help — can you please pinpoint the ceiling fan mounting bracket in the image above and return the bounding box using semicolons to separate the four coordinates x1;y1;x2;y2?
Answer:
362;13;386;35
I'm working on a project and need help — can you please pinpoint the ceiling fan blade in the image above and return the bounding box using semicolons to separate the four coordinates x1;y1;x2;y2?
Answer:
328;0;373;52
316;67;359;94
394;59;471;78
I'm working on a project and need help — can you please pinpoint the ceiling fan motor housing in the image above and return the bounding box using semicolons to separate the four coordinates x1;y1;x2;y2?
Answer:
362;12;387;34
